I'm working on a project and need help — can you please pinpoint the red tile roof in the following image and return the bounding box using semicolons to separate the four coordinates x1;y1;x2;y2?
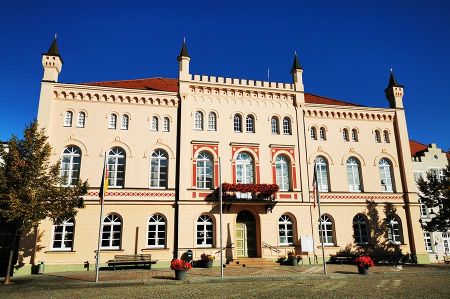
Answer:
409;139;429;157
81;77;178;92
80;78;361;106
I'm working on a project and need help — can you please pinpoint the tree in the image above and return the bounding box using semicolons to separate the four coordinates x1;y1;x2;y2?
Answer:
0;121;88;284
417;157;450;232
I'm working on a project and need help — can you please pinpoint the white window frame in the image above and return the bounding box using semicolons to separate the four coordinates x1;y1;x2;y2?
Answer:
353;214;369;245
246;115;254;133
194;111;203;130
315;156;329;192
383;130;390;143
379;159;394;192
351;129;358;142
342;129;349;141
109;114;117;129
149;150;168;189
236;152;254;184
51;219;74;251
271;117;279;134
121;114;129;130
423;232;433;252
101;214;122;249
107;147;126;188
419;199;428;218
442;232;450;253
319;215;334;246
163;117;170;132
208;112;216;131
60;146;81;186
151;116;159;131
196;215;213;247
310;127;317;140
278;215;294;246
64;111;73;127
77;112;85;128
147;214;166;248
275;155;290;191
375;130;381;143
347;157;362;192
319;127;326;140
234;114;242;132
283;118;291;135
196;151;213;189
386;216;402;245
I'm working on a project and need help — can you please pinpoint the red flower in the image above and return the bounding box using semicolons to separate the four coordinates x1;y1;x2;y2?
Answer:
170;259;192;271
222;183;279;196
354;256;374;268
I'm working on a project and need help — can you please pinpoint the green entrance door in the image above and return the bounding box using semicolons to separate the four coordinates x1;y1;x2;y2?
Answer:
235;211;257;257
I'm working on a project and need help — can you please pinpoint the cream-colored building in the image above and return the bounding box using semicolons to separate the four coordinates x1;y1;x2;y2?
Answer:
410;140;449;263
13;37;429;275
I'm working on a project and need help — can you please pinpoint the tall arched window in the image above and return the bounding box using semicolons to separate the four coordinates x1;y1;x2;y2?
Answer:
163;117;170;132
147;214;166;248
234;114;242;132
64;111;73;127
77;112;85;128
151;116;159;131
196;151;213;189
194;111;203;130
342;128;349;141
52;218;74;250
121;114;129;130
315;156;329;192
319;127;326;140
319;214;335;245
60;146;82;186
351;129;358;142
386;215;402;244
278;215;294;245
236;152;254;184
246;115;255;133
346;157;362;192
196;215;213;247
383;130;390;143
271;117;279;134
208;112;216;131
276;155;290;191
310;127;317;140
109;113;117;129
375;130;381;143
150;150;168;189
101;214;122;249
283;118;291;135
353;214;369;245
107;147;126;188
379;158;394;192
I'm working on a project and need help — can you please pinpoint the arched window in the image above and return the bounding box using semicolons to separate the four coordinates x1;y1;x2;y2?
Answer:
109;113;117;129
319;127;326;140
271;117;279;134
107;147;126;188
383;130;390;143
315;156;329;192
64;111;73;127
77;112;85;128
234;114;242;132
279;215;294;245
151;116;159;131
194;111;203;130
353;214;369;245
208;112;216;131
196;151;213;189
375;130;381;143
60;146;82;186
379;158;394;192
147;214;166;248
276;155;290;191
346;157;362;192
351;129;358;142
52;218;74;250
150;150;168;189
386;215;402;244
101;214;122;249
246;115;255;133
236;152;254;184
319;214;334;246
310;127;317;140
283;118;291;135
121;115;129;130
342;128;349;141
196;215;213;247
163;117;170;132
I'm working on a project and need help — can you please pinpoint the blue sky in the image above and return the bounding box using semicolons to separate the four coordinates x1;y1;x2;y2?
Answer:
0;0;449;149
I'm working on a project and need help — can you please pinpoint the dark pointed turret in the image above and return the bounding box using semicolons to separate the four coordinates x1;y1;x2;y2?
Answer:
44;34;61;58
42;34;63;82
384;69;405;109
385;69;403;90
290;52;302;73
178;38;190;60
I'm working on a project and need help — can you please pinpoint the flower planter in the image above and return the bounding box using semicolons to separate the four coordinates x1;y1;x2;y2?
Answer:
202;260;213;268
175;270;188;280
357;266;369;275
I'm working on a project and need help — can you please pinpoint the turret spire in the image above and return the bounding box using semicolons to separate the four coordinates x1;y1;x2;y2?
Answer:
44;33;61;58
178;37;190;59
290;51;302;73
386;68;403;89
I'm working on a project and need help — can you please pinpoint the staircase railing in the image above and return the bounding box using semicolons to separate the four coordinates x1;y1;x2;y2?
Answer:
215;243;234;254
262;242;281;254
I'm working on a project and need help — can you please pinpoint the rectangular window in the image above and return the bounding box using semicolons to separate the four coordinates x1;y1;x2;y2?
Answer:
443;232;450;253
423;232;433;252
52;220;74;250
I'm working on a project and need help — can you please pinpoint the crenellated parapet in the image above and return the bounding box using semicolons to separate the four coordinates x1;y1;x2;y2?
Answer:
304;107;395;122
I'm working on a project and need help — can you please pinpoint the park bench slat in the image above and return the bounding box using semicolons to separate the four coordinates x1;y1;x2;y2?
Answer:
107;254;158;270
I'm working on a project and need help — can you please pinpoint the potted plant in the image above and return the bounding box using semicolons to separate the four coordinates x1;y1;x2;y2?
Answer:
200;253;215;268
354;256;374;274
170;258;192;280
277;255;287;264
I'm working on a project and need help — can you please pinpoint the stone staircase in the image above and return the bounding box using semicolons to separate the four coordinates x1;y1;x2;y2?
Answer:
225;258;278;268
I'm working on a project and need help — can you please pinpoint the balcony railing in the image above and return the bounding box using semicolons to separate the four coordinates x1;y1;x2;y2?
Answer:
221;183;279;201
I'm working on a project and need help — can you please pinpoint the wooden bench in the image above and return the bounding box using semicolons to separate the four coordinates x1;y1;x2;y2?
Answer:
329;256;354;265
443;256;450;264
107;254;157;271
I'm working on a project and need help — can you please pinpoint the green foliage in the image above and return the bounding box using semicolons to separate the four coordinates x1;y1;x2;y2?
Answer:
417;157;450;232
0;120;88;233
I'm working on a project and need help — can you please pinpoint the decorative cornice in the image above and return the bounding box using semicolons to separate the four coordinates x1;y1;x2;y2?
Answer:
305;108;394;122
